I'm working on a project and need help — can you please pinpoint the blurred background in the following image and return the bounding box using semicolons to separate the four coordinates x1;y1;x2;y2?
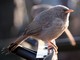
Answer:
0;0;80;60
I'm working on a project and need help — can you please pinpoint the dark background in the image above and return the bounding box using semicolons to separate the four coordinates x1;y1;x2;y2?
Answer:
0;0;80;60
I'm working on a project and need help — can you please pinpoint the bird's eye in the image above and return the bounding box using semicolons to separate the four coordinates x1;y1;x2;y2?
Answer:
64;9;67;12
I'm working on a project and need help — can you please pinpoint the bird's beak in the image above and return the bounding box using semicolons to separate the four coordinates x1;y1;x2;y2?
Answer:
65;9;74;13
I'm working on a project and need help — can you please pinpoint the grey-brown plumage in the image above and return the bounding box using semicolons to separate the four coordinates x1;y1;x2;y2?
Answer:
6;5;74;53
25;5;70;41
31;4;76;46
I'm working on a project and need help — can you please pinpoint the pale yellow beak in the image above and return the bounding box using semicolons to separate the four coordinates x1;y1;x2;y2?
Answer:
65;9;74;13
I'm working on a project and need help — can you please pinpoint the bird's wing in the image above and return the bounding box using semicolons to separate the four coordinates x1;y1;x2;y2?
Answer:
24;20;42;35
39;18;65;40
42;18;64;30
24;9;52;35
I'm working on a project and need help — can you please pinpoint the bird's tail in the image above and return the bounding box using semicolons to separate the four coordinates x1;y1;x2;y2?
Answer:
10;35;28;51
14;35;28;45
2;35;28;54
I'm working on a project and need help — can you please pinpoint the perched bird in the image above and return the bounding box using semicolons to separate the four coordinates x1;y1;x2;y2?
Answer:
31;4;76;46
6;5;74;54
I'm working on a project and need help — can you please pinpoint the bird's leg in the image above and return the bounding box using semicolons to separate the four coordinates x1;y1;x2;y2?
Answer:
48;40;58;54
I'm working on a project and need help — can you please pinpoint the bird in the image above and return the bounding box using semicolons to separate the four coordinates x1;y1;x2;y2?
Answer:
31;4;76;46
5;5;74;54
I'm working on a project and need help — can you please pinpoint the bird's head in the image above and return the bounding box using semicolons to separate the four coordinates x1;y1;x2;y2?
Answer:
53;5;74;20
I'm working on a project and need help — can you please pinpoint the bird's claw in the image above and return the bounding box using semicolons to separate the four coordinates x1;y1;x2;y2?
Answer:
48;41;58;54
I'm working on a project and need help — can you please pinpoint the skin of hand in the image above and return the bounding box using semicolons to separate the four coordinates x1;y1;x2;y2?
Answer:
31;4;76;46
65;28;76;46
7;5;74;53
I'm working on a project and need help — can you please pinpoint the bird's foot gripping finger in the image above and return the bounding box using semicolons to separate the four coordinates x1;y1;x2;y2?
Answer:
48;41;58;54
